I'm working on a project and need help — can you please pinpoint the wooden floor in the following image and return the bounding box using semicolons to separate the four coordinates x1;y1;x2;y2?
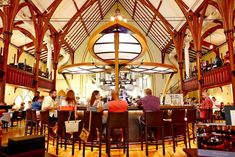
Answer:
1;122;197;157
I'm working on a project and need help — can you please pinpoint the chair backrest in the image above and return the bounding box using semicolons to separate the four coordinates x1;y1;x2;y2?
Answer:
186;109;196;123
11;111;19;119
31;110;37;121
40;110;49;125
107;112;128;129
25;109;32;121
57;110;73;136
171;109;186;124
144;110;164;127
83;111;103;131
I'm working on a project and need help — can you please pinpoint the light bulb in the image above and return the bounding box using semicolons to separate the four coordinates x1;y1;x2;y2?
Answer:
210;44;213;49
123;18;127;23
110;16;115;21
23;46;27;50
117;15;123;21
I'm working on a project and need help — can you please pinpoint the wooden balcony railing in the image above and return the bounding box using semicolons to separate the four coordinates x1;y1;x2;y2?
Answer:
183;65;231;92
6;65;53;90
6;65;34;88
202;65;231;89
183;77;198;92
38;77;53;90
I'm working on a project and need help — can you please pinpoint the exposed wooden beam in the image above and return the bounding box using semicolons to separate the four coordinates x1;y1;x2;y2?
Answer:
63;42;75;53
161;40;173;53
61;0;96;39
201;24;223;41
132;0;137;19
97;0;104;18
138;0;174;34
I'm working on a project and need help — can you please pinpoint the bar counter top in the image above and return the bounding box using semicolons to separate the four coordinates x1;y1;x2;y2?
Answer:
77;105;194;110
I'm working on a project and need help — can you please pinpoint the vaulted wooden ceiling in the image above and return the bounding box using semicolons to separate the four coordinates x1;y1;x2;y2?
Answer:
0;0;233;63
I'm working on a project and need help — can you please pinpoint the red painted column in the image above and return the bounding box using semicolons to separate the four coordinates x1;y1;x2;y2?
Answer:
0;31;12;102
53;62;58;90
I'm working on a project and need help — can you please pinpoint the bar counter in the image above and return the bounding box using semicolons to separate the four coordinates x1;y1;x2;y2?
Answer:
76;105;194;142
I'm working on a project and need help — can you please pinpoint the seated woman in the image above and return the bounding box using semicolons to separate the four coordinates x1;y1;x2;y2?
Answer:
88;90;103;112
107;90;128;142
60;90;78;117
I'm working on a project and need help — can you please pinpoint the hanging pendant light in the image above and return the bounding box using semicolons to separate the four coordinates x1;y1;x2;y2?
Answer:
110;3;127;23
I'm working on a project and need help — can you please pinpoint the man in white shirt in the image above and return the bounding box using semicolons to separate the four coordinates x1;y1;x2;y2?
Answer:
42;90;57;122
212;97;220;113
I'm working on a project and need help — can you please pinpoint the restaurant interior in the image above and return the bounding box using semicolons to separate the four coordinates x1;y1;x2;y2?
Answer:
0;0;234;157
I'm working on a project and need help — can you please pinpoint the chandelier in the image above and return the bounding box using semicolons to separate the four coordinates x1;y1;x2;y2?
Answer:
110;8;127;23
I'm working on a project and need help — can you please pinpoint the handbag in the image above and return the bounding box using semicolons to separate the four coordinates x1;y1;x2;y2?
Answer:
65;111;81;133
79;110;92;142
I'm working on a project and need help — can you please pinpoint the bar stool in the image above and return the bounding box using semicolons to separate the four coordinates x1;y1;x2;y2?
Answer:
40;110;50;151
185;109;196;148
56;110;76;155
171;109;187;152
140;110;165;156
106;112;129;157
32;110;39;134
82;111;103;157
25;109;33;135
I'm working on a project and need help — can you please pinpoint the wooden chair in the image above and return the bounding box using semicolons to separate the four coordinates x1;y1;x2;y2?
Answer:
186;109;196;148
82;111;103;157
171;109;187;152
106;112;129;157
140;110;165;156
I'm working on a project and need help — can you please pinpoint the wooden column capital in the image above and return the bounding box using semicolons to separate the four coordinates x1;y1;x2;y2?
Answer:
3;31;13;36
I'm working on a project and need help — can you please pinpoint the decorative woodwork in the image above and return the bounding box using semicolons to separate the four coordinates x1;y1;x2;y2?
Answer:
0;0;21;102
183;77;198;92
38;77;53;91
6;65;33;88
5;65;53;90
202;65;231;89
216;0;235;104
183;65;232;92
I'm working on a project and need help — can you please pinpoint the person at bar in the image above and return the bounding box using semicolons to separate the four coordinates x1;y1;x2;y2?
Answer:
107;90;128;142
32;96;44;111
212;96;220;113
87;90;103;112
32;91;40;102
137;88;160;113
108;90;128;112
42;90;58;123
199;91;213;121
137;88;160;140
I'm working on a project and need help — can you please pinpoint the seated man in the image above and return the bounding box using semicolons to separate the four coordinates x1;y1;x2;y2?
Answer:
137;88;160;113
137;88;160;139
42;90;58;123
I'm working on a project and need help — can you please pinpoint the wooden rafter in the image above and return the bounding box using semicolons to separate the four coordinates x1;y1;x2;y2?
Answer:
201;24;223;40
132;0;137;19
97;0;104;18
138;0;174;34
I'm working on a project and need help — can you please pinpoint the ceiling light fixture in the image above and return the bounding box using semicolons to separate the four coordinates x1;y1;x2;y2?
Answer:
110;4;127;23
